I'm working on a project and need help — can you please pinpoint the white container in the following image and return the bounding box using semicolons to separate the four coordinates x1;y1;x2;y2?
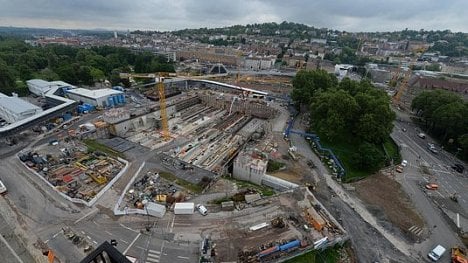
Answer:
174;202;195;215
145;202;166;218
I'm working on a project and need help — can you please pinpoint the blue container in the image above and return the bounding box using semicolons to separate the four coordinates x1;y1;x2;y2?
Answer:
121;94;126;103
116;94;122;104
112;96;118;105
279;240;300;251
107;97;114;107
63;113;72;121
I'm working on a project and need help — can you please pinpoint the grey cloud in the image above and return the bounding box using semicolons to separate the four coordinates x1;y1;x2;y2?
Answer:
0;0;466;32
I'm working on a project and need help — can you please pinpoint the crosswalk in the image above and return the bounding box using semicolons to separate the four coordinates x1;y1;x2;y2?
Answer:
408;225;423;236
146;249;161;263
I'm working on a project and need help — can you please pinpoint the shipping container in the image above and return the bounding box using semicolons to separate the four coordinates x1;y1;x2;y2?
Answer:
174;202;194;215
279;240;300;251
258;246;279;258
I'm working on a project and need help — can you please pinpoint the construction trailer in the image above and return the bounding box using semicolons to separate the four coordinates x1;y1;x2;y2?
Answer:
174;202;195;215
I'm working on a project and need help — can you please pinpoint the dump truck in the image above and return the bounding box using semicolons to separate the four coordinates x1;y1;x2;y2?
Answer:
452;247;468;263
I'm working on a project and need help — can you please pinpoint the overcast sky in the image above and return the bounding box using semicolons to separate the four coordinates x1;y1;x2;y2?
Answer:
0;0;466;32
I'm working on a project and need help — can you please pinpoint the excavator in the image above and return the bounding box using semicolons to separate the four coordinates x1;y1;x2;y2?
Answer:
452;247;468;263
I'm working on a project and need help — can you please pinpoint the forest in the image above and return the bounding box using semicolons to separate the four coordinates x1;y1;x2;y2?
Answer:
0;37;174;96
412;90;468;160
291;69;397;178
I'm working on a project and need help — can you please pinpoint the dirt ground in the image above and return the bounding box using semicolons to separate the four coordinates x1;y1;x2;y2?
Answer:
352;173;426;241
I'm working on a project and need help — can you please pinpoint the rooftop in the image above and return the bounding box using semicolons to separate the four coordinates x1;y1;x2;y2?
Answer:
66;88;123;99
26;79;51;88
0;94;43;114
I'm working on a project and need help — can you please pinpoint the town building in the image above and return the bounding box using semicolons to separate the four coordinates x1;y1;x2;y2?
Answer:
27;79;75;97
65;88;125;108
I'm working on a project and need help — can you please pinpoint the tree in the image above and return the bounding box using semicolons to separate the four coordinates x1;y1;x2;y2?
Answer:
0;59;16;93
291;69;336;104
310;89;359;141
352;142;385;170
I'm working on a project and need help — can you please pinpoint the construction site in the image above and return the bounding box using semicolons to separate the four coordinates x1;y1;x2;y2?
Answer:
207;187;348;263
18;138;126;205
106;78;276;176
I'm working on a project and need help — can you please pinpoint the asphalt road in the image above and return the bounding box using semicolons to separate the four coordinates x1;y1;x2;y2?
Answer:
392;120;466;261
288;115;414;262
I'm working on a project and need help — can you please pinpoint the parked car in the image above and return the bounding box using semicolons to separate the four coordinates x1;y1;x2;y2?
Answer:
452;164;465;173
427;244;446;261
425;183;439;190
401;160;408;167
418;133;426;139
196;204;208;216
0;180;7;195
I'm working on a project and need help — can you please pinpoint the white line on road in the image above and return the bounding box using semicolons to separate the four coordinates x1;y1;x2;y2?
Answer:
119;239;129;244
149;250;161;254
74;208;98;224
0;231;24;263
146;257;159;263
86;235;92;240
119;223;139;233
105;231;113;236
92;240;98;245
123;233;141;255
177;256;190;260
170;215;175;233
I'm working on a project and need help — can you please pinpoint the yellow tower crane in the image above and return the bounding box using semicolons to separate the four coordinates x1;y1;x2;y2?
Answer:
119;72;173;140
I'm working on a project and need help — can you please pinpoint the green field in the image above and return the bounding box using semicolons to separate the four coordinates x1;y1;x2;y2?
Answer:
316;135;400;182
284;245;342;263
83;139;125;158
159;171;203;194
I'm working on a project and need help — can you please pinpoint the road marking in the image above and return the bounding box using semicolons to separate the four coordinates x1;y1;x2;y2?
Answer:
119;223;139;233
123;233;141;255
0;231;24;263
87;235;92;240
177;256;190;260
120;239;129;244
105;231;113;236
147;254;160;259
74;208;98;224
170;215;175;233
81;231;85;235
146;257;159;263
92;240;98;245
149;250;160;255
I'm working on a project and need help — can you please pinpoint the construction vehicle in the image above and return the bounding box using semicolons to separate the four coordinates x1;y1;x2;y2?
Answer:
452;247;467;263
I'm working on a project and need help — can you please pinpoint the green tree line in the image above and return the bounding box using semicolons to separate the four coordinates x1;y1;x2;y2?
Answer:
0;37;174;95
292;69;396;172
412;90;468;160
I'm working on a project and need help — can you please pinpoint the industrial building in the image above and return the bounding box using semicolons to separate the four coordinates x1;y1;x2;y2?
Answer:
27;79;75;97
65;88;125;108
0;92;43;123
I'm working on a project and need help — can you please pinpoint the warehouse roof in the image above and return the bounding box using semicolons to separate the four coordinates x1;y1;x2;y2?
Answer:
0;94;42;114
66;88;123;99
26;79;51;88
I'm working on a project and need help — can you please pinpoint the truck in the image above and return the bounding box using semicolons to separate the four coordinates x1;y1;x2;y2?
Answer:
174;202;195;215
428;245;446;261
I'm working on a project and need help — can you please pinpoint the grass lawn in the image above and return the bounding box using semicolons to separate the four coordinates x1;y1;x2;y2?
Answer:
317;136;370;182
383;137;401;164
159;171;203;194
224;177;275;196
83;139;125;158
315;135;402;182
284;245;341;263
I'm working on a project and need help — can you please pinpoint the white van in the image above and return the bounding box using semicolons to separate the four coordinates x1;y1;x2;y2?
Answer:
0;180;7;195
196;204;208;216
428;245;446;261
